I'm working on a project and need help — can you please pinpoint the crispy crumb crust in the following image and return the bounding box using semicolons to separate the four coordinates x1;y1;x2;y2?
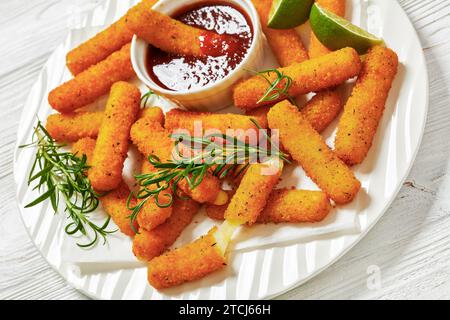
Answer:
66;0;158;75
335;46;399;166
46;111;103;142
224;162;282;225
133;198;199;262
233;47;361;110
207;188;331;223
268;101;360;204
147;227;226;289
72;137;138;237
88;81;140;192
49;43;135;113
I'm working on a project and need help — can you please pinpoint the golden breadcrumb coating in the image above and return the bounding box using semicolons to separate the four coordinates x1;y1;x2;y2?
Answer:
89;82;140;192
66;0;158;75
130;117;174;162
251;0;308;66
309;0;346;59
138;106;165;126
224;161;283;225
49;43;135;113
72;137;96;166
335;46;399;165
131;116;224;205
205;190;236;220
46;111;103;142
72;137;138;237
101;181;139;237
302;90;343;133
258;189;331;223
125;1;229;57
268;101;360;204
136;160;173;231
245;106;271;129
244;92;342;134
133;198;199;262
233;47;362;110
148;227;226;289
207;189;331;223
165;109;264;137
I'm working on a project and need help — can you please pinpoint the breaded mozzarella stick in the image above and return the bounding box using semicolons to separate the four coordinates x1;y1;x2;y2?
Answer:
335;46;399;165
89;82;140;192
224;160;283;225
136;160;174;231
268;101;360;204
233;47;361;110
49;43;135;113
133;198;199;262
244;92;342;134
66;0;158;75
130;117;227;205
165;109;264;137
207;189;331;223
72;137;138;237
46;111;103;142
148;227;226;289
125;1;231;57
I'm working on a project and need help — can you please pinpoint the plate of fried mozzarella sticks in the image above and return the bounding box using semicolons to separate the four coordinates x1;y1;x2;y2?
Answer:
14;0;428;300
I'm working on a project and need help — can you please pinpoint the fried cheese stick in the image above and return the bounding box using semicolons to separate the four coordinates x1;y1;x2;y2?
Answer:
165;109;264;139
125;1;231;57
335;46;399;165
224;160;283;225
305;0;346;134
268;100;360;204
206;188;331;223
301;90;342;133
136;160;174;231
66;0;158;75
133;198;199;262
89;82;140;192
309;0;346;58
147;227;226;289
251;0;309;66
46;111;103;142
72;137;138;237
244;92;342;134
49;43;135;113
130;117;227;205
233;47;362;110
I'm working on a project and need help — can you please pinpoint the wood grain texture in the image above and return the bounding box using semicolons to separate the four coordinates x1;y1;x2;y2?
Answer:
0;0;449;300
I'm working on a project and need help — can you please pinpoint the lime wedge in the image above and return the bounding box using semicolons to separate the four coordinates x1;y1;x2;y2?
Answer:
310;3;384;54
267;0;314;29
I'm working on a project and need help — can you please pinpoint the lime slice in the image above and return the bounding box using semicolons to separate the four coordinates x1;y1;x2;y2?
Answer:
310;3;384;54
267;0;314;29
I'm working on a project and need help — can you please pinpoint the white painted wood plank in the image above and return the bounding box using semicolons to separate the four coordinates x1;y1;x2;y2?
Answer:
0;0;449;300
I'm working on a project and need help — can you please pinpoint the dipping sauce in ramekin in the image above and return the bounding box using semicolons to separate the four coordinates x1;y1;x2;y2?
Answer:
146;2;254;92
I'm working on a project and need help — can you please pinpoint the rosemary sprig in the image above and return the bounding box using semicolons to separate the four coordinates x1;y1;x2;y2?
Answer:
20;121;115;248
255;69;297;106
127;119;289;230
140;88;158;107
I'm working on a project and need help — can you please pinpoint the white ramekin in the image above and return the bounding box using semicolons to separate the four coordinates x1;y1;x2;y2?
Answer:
131;0;264;112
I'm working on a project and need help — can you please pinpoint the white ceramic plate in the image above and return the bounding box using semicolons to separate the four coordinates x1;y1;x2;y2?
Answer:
14;0;428;299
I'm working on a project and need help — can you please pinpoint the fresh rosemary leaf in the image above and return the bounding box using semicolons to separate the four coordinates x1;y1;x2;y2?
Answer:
254;69;297;106
20;121;115;248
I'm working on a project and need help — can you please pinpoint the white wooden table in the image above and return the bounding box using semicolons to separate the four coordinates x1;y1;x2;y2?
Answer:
0;0;449;300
